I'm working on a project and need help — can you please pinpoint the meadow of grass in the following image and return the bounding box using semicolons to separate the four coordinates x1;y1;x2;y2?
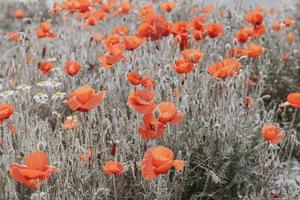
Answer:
0;0;300;199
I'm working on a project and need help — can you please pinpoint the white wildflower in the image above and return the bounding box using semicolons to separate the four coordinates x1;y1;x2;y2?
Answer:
49;80;63;88
33;92;49;104
36;81;50;87
0;90;15;99
16;84;32;91
37;79;62;88
52;91;66;100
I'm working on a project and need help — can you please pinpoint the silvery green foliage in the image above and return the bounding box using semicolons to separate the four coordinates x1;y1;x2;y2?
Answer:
0;0;299;199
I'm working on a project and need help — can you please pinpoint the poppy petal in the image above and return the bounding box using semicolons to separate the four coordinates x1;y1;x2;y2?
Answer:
141;159;157;180
173;160;184;170
154;160;174;174
270;132;285;144
67;97;83;111
19;169;47;179
82;91;106;110
168;112;183;124
9;163;28;184
25;151;49;171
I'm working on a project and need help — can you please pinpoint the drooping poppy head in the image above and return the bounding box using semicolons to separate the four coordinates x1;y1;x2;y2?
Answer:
38;61;54;74
67;85;106;112
0;103;14;124
261;124;284;144
208;58;242;78
9;151;59;189
141;146;184;180
64;60;81;76
127;90;156;114
103;161;124;175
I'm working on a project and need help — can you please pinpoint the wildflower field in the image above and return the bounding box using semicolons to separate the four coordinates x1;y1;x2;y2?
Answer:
1;0;300;199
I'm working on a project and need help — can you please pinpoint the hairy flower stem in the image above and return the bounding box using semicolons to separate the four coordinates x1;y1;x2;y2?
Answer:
113;175;117;200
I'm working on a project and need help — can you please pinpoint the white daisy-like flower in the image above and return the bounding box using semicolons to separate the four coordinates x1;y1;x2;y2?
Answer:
0;90;15;99
36;79;63;88
49;80;63;88
16;84;32;91
33;92;49;104
52;91;66;100
36;81;50;87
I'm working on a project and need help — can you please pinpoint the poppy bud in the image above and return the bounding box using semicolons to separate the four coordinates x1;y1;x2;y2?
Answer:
153;108;160;119
37;140;46;151
225;43;231;50
110;143;117;156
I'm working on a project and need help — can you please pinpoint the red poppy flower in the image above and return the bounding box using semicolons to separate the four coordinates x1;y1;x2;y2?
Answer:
67;85;106;112
103;161;124;175
9;151;59;189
